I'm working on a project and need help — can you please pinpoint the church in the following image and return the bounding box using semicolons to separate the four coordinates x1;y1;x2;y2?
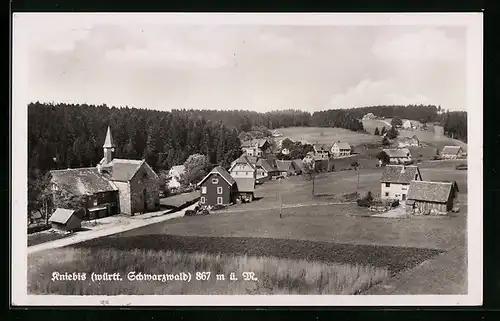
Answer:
50;126;160;219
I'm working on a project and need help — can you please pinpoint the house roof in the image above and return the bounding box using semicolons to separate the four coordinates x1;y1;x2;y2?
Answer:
197;166;236;187
50;167;118;195
103;126;115;148
333;142;351;150
441;146;462;155
169;165;186;177
234;177;255;193
232;155;257;170
313;143;328;151
49;208;78;224
242;139;269;148
383;148;411;158
276;160;293;172
292;159;304;171
407;181;456;203
256;158;274;172
102;159;146;182
380;165;421;184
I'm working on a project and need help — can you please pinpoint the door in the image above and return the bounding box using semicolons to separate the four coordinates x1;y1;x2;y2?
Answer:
402;194;406;201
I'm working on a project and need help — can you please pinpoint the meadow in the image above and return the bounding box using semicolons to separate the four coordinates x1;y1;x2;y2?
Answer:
28;247;390;295
278;127;379;146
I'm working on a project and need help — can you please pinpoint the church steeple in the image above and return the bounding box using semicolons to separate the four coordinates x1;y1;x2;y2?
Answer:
103;126;115;165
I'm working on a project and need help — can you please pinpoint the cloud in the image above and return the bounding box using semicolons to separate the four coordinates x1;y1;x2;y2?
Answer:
372;28;463;62
327;79;430;109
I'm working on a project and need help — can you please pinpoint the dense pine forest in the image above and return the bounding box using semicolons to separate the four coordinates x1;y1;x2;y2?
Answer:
28;102;467;214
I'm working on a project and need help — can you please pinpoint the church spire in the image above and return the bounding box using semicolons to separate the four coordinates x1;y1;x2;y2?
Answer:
102;126;115;165
103;126;115;148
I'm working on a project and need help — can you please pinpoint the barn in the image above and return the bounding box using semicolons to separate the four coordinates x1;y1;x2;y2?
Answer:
234;177;256;202
406;181;460;215
49;208;83;232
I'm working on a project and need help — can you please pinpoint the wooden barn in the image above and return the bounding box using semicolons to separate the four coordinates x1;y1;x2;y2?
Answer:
49;208;83;232
234;177;256;202
197;166;238;206
406;181;460;215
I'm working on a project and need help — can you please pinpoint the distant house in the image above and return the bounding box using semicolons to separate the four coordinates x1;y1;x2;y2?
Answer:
241;139;272;157
380;165;422;201
281;148;290;155
234;177;256;202
271;130;283;138
49;208;83;232
362;113;377;120
255;158;275;182
330;141;351;158
302;152;323;170
397;135;420;148
406;181;460;215
167;165;185;190
313;143;330;160
383;148;412;165
229;155;257;179
402;120;413;129
50;126;160;217
292;159;304;175
441;146;464;159
275;160;296;177
197;166;238;207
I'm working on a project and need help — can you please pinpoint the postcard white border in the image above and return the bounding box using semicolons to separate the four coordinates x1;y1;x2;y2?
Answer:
12;12;483;306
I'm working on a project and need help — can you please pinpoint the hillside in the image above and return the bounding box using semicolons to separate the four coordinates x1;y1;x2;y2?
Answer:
277;127;381;147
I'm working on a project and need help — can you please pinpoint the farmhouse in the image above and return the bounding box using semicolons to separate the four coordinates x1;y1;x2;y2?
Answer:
275;160;295;177
255;158;277;182
198;166;238;206
402;120;418;130
383;148;412;165
241;139;272;157
406;181;460;215
229;155;257;179
441;146;464;159
362;113;377;120
380;165;422;201
330;141;351;158
50;127;160;218
49;208;83;232
313;143;330;160
167;165;185;190
234;177;255;202
271;130;283;137
397;135;420;148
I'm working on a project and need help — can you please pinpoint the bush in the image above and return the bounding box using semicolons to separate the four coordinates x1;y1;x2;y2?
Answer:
391;199;399;207
357;199;371;207
185;210;196;216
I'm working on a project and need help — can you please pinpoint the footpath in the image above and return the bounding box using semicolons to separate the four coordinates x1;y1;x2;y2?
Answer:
28;204;197;255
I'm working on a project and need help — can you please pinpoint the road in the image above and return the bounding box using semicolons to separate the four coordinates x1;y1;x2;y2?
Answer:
27;204;197;254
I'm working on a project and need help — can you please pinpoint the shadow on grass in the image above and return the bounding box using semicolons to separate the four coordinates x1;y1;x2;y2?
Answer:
70;234;443;275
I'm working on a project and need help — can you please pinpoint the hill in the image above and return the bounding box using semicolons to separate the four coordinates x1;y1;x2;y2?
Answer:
277;127;381;147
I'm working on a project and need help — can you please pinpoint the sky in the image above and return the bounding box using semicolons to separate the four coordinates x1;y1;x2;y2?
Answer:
21;15;468;112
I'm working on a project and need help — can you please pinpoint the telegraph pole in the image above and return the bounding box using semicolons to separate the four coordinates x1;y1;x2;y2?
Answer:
279;178;282;218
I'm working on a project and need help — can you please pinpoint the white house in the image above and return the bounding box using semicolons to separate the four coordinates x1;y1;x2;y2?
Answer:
281;148;290;155
441;146;464;159
241;139;272;157
397;135;420;148
330;141;351;158
313;143;330;160
380;165;422;201
168;165;186;189
402;120;413;129
229;155;257;179
383;148;412;165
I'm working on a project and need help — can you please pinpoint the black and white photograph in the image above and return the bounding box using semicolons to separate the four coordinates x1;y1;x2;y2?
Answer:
12;13;482;306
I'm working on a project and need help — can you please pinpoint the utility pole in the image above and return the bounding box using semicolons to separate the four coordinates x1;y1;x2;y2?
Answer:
356;172;360;196
279;178;282;218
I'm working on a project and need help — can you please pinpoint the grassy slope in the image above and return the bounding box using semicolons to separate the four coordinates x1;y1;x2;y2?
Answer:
278;127;378;146
28;248;390;295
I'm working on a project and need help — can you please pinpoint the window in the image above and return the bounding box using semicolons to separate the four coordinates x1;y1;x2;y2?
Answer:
200;197;206;204
415;174;418;180
201;186;207;194
93;199;98;206
385;183;390;187
402;194;406;201
246;172;249;176
212;178;219;184
385;192;389;197
217;187;223;194
217;197;223;205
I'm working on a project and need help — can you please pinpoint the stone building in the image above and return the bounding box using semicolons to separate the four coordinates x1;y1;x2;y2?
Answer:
50;126;160;217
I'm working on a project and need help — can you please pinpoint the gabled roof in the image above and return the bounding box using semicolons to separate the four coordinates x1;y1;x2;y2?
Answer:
101;159;147;182
241;139;270;148
231;155;256;170
292;159;304;171
234;177;255;193
197;166;236;187
332;142;351;150
313;143;328;151
383;148;411;158
49;208;78;224
276;160;293;172
256;158;274;172
103;126;115;148
380;165;421;184
441;146;462;155
50;167;118;195
407;181;457;203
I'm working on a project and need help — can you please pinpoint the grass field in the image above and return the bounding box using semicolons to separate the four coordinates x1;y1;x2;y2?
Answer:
28;248;390;295
278;127;379;146
28;231;72;247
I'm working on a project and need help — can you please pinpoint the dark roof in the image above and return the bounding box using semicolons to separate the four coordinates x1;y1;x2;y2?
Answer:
256;158;274;172
50;167;117;195
102;159;145;182
407;181;456;203
242;139;269;148
49;208;78;224
380;165;421;184
442;146;462;155
234;178;255;193
383;148;411;158
197;166;236;187
276;160;293;172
